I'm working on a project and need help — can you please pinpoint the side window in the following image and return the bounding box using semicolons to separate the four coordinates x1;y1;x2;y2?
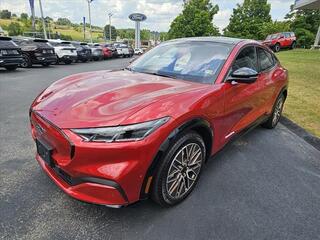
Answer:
232;46;257;72
284;33;291;38
257;48;275;72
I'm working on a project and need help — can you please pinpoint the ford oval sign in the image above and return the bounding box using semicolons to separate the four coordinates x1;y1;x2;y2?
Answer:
129;13;147;22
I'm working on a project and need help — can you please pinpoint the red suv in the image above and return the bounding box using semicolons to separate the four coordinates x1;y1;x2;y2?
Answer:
263;32;297;52
30;37;288;208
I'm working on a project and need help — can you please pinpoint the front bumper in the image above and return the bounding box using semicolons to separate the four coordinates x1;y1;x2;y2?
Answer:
0;56;23;66
36;154;128;206
30;111;168;206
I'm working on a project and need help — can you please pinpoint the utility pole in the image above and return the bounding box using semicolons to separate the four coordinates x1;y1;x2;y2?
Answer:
108;13;113;42
83;17;86;41
28;0;36;36
87;0;93;43
47;21;51;39
38;0;47;39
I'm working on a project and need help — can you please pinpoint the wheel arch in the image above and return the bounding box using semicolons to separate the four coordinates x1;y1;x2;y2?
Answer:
139;117;213;199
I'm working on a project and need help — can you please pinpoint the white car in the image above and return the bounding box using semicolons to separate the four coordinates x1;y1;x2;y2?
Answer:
48;40;77;64
134;48;144;55
115;44;130;58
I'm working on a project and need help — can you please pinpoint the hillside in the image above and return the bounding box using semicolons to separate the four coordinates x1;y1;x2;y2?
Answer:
0;18;104;42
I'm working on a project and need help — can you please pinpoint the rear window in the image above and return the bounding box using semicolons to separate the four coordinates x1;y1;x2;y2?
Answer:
0;39;19;48
18;40;52;48
284;33;291;38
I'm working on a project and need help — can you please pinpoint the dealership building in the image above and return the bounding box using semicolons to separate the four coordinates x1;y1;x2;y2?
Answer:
294;0;320;48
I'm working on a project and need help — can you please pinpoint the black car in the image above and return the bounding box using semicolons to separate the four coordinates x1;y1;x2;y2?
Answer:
0;36;23;71
72;42;92;62
13;38;57;68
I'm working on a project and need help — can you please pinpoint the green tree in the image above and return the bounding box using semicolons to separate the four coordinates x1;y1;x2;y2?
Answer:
56;17;72;25
117;29;135;39
20;13;29;20
285;5;320;48
7;22;22;36
160;32;168;41
0;10;12;19
141;29;151;40
104;24;117;41
168;0;219;39
224;0;272;40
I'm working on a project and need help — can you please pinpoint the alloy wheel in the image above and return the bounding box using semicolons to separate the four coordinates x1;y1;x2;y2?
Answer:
166;143;203;199
272;97;284;126
21;57;28;68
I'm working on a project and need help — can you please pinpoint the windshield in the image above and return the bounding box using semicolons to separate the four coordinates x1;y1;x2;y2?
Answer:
266;34;279;40
130;41;232;84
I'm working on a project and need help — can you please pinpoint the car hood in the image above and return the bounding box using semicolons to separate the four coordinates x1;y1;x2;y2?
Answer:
32;70;208;129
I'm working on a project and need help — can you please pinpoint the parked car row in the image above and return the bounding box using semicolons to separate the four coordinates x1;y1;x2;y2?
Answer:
0;36;144;71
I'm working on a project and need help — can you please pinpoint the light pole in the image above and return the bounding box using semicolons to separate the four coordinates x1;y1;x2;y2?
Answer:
87;0;93;43
38;0;47;39
108;13;113;42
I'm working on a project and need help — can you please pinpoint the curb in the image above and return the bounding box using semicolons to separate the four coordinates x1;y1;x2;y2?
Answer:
280;117;320;151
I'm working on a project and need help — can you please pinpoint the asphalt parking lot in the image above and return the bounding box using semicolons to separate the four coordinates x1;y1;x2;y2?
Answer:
1;59;320;240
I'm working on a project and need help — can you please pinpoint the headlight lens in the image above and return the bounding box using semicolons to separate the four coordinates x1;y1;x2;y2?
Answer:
71;117;170;142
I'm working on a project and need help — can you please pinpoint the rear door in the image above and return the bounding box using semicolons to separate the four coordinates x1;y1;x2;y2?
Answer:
256;47;285;114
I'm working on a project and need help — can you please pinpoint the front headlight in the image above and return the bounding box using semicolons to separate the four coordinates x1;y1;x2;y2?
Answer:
71;117;170;142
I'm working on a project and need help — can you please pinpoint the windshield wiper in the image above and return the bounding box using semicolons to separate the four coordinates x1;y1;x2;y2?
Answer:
145;71;177;79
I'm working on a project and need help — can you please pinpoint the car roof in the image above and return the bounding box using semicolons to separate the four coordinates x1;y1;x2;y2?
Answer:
165;37;250;46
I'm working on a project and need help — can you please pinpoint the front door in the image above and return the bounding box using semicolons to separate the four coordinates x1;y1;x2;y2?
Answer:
222;46;266;139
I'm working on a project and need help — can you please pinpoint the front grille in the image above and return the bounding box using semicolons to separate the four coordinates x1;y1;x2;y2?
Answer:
31;111;75;165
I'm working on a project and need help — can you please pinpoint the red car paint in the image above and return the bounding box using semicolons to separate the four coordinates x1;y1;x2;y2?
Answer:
101;46;113;59
262;32;297;51
30;37;288;207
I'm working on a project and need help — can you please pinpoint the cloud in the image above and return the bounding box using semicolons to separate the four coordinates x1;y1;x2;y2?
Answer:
0;0;293;32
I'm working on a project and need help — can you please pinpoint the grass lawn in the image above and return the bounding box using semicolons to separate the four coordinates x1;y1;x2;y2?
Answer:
276;49;320;137
54;28;102;42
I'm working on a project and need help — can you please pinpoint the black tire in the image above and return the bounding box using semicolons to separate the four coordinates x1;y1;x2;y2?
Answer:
41;63;50;67
20;54;32;68
81;59;88;63
64;60;72;65
151;131;206;207
5;65;18;71
291;41;296;49
261;94;285;129
274;43;281;52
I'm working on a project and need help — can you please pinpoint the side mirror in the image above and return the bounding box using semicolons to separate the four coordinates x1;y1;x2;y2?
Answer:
227;67;259;84
279;35;284;39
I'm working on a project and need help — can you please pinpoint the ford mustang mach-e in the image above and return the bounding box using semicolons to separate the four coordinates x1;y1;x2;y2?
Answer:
30;37;288;208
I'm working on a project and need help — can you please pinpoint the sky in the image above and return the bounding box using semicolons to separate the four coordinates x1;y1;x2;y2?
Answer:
0;0;294;32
